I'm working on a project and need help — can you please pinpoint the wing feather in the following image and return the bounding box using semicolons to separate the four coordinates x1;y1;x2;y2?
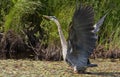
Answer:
66;5;107;71
68;5;96;58
93;13;108;33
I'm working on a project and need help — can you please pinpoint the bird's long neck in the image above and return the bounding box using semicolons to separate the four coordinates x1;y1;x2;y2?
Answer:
54;19;67;60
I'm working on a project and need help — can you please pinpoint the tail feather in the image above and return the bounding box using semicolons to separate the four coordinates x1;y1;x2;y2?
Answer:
87;64;98;67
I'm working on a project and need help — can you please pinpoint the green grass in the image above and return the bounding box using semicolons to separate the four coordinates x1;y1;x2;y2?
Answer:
1;0;120;54
4;0;41;33
0;59;119;77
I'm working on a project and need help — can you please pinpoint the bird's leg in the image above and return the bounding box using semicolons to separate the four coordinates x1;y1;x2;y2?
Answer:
73;66;87;74
87;59;91;64
74;70;85;74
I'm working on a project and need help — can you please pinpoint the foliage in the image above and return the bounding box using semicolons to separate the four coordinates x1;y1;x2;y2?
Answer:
0;0;120;58
4;0;42;33
41;0;120;51
91;0;120;51
0;0;13;32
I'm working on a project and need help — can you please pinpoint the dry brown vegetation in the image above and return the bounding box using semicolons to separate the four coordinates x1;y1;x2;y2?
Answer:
0;59;119;77
0;30;119;60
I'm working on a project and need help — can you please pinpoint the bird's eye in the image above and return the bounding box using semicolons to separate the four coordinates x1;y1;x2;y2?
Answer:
53;16;57;19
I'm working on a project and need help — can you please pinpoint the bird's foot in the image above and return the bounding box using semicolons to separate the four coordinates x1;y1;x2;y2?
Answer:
73;66;87;74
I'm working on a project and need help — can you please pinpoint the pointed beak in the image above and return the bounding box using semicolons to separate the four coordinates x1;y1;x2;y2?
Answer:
42;15;50;20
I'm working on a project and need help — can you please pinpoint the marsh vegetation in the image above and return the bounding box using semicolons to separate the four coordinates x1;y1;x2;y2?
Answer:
0;0;120;59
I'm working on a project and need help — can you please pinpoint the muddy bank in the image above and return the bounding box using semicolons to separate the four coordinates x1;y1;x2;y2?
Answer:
0;30;119;60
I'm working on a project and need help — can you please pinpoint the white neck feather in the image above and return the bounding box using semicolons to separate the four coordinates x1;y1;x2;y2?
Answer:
53;19;67;60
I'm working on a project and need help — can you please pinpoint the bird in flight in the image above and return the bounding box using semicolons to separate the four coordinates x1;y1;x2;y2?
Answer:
43;4;107;73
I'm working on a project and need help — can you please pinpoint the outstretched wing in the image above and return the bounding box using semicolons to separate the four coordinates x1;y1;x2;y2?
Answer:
68;5;96;57
93;13;107;33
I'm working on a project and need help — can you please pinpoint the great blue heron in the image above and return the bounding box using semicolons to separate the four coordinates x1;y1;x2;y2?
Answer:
43;5;107;73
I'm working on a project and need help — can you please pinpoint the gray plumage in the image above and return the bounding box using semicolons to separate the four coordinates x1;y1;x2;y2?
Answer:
94;13;108;33
43;5;107;73
66;5;96;72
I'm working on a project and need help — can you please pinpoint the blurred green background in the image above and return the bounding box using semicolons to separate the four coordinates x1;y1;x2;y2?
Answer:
0;0;120;58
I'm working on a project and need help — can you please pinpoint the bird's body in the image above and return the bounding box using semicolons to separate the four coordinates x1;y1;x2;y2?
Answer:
43;5;107;73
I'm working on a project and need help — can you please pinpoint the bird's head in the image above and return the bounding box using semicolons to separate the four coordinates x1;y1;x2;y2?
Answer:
42;15;57;21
